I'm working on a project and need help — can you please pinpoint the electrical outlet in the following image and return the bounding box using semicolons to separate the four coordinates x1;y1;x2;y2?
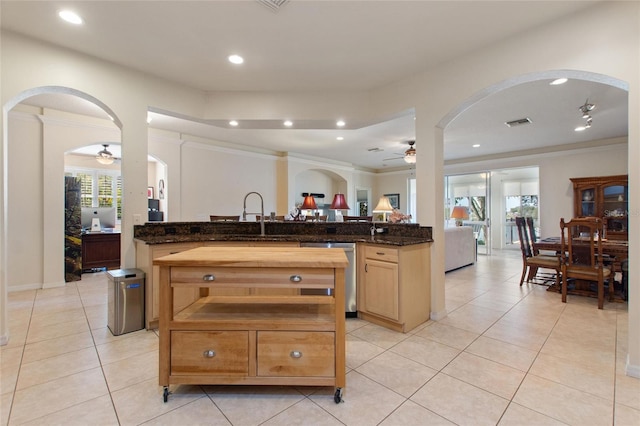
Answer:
133;214;142;225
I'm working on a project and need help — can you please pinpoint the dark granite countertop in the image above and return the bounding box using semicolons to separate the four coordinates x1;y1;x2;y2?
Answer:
133;221;432;247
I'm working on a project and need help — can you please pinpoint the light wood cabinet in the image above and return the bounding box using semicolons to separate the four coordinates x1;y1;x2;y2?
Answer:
136;241;202;329
571;175;628;240
154;246;348;403
357;243;430;333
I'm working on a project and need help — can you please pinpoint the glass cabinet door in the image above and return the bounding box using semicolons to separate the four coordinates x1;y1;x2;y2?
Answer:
578;187;596;217
602;184;628;237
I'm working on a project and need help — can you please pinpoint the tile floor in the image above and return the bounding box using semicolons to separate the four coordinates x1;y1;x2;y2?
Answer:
1;250;639;425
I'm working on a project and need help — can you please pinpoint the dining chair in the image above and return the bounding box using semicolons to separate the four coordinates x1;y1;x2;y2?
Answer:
515;217;561;287
209;215;240;222
559;217;612;309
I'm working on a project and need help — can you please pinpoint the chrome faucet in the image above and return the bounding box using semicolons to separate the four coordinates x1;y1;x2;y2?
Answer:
242;191;265;236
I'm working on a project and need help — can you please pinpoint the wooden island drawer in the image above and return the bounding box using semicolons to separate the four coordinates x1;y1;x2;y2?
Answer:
257;331;335;377
170;267;335;289
364;246;399;263
170;331;249;375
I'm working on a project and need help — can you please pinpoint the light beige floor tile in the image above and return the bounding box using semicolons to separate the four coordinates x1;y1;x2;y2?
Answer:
309;370;406;425
379;400;455;425
615;372;640;410
513;374;613;425
29;307;87;328
439;304;506;334
102;349;158;392
443;351;526;399
410;373;509;425
21;331;94;364
529;352;615;400
20;394;118;426
346;334;385;369
349;323;410;350
142;396;231;426
25;318;90;344
112;379;204;425
0;347;21;395
1;392;13;425
465;335;538;372
389;335;460;370
483;319;550;352
356;350;437;397
9;367;109;424
96;329;158;365
614;402;640;426
414;322;479;350
345;317;368;333
205;385;305;425
498;402;566;425
17;346;100;389
262;398;343;426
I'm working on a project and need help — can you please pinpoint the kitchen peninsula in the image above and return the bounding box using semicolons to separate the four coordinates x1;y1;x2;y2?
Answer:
135;221;433;332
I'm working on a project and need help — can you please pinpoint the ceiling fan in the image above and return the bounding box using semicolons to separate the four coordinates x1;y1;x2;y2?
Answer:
383;140;416;164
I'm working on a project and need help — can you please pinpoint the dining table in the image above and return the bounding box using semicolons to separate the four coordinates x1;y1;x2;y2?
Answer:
533;236;628;299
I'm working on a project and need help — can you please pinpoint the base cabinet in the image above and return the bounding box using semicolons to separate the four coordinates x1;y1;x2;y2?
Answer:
155;246;347;403
358;243;430;333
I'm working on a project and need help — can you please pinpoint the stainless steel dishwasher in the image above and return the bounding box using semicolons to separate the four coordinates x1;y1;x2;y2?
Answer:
300;242;357;317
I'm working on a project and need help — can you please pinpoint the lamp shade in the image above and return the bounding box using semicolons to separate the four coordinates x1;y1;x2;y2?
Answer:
373;196;394;212
329;193;350;210
300;195;317;210
450;206;469;220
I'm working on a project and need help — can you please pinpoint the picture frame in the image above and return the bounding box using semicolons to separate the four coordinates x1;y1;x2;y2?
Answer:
384;193;400;209
147;186;154;199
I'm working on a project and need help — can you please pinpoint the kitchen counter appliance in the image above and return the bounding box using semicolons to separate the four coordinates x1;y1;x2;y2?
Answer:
300;242;356;316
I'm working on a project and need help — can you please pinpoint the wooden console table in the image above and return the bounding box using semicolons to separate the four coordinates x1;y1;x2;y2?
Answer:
82;231;121;271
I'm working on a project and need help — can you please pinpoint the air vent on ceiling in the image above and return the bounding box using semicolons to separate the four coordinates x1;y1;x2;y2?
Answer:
257;0;290;12
368;147;384;152
505;117;532;127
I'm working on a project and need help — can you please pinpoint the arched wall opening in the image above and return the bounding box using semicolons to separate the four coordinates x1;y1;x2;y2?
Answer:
2;86;123;294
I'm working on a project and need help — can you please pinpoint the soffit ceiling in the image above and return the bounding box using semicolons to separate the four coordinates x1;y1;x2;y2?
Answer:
2;0;628;170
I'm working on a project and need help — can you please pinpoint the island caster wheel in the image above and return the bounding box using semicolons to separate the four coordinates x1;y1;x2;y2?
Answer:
163;387;169;403
334;387;343;404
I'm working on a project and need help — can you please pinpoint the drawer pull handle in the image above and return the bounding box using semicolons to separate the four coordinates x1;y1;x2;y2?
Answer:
376;252;385;255
290;350;303;359
202;274;216;281
203;350;216;358
289;275;302;283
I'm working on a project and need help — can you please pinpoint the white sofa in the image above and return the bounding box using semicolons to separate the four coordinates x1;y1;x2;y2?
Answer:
445;226;476;272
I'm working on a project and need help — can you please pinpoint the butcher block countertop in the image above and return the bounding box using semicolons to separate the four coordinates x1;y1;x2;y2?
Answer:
153;246;349;268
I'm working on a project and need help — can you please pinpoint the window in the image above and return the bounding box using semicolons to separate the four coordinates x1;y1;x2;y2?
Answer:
67;168;122;221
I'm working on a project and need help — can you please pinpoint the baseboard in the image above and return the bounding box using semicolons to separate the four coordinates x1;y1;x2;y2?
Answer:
626;355;640;378
430;309;447;321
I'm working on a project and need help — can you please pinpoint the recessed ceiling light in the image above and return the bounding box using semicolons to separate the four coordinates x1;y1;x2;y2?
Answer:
472;144;480;148
336;120;345;127
283;120;293;127
229;120;239;126
228;54;244;65
59;10;83;25
336;136;344;141
550;78;568;85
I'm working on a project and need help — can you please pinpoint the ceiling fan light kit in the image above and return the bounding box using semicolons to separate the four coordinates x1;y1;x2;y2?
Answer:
96;144;114;165
404;141;416;164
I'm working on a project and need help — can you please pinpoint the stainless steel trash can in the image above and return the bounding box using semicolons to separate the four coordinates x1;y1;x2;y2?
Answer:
107;268;145;336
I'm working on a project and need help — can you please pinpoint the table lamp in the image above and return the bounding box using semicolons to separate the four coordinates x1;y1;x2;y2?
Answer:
300;194;318;220
451;206;469;226
330;193;350;222
373;196;394;222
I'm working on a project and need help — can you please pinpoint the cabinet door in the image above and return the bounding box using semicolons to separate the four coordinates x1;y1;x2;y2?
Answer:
601;183;628;238
577;186;597;217
152;243;201;322
363;259;399;321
